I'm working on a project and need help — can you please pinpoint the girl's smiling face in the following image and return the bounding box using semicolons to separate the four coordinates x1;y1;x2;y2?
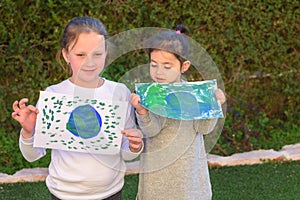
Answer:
149;50;190;83
62;32;107;88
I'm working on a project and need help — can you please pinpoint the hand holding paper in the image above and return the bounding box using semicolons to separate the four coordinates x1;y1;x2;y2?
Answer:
215;88;226;105
130;93;148;115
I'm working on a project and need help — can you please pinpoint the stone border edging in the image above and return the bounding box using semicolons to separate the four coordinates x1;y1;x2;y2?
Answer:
1;143;299;184
207;143;300;167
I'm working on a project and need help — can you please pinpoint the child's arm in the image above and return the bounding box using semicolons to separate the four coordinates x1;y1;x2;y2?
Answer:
130;93;163;137
120;93;144;160
12;98;46;162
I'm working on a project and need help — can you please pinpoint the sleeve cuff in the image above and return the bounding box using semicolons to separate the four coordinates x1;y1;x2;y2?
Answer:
136;112;151;126
121;139;143;161
20;129;34;145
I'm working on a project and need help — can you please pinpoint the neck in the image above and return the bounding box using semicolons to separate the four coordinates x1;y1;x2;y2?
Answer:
69;77;104;88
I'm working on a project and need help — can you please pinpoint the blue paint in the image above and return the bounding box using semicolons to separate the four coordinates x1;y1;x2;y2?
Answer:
66;104;102;139
135;80;223;120
165;91;211;118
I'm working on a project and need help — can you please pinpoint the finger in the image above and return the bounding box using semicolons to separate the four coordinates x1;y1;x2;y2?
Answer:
130;94;137;100
122;129;136;134
215;89;226;104
131;94;140;103
122;134;143;143
12;101;20;112
127;136;143;143
27;105;39;114
11;112;19;120
19;98;29;109
135;95;141;103
130;143;142;151
122;129;143;138
11;112;23;122
215;89;221;96
219;94;226;104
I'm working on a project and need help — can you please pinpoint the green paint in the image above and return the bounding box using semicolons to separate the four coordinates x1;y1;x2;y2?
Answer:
114;105;120;110
47;123;51;129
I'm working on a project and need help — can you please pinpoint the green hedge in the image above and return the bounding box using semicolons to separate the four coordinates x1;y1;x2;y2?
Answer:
0;0;299;173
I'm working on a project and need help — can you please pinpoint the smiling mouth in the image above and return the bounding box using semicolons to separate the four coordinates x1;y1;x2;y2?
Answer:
81;69;96;72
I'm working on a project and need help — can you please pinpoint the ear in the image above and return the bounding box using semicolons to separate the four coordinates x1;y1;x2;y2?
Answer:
181;61;191;73
62;48;70;64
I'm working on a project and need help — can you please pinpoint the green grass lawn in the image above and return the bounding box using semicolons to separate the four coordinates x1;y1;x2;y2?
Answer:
0;161;299;200
210;160;300;200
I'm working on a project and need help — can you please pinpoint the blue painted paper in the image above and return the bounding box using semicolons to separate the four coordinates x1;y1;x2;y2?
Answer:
135;79;223;120
34;91;128;154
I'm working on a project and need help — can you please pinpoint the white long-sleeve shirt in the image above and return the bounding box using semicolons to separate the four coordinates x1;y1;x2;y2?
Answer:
19;79;141;200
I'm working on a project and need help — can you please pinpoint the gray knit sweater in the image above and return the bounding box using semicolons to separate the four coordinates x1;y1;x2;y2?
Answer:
136;111;217;200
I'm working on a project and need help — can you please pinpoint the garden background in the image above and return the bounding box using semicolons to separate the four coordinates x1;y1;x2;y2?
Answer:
0;0;299;175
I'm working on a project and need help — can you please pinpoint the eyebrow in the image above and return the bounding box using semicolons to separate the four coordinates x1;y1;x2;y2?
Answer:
73;50;104;54
150;59;172;65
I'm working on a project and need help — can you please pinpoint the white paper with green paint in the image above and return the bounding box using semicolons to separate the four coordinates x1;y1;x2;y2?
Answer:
33;91;128;154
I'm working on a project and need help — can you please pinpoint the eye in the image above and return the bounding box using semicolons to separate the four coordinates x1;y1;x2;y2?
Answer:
150;63;157;68
164;65;172;69
75;53;85;57
94;53;103;57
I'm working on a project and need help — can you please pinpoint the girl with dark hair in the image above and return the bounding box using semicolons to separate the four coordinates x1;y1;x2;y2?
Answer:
131;24;225;200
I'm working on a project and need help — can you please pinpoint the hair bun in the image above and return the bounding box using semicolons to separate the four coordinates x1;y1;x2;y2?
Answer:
173;24;190;36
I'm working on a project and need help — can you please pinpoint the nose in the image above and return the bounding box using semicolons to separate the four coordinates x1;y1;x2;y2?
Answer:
84;54;95;67
156;65;164;75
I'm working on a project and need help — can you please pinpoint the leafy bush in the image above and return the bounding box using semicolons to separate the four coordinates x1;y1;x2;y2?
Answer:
0;0;299;172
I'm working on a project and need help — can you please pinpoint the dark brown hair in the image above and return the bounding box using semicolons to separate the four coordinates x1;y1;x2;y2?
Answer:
147;24;190;65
